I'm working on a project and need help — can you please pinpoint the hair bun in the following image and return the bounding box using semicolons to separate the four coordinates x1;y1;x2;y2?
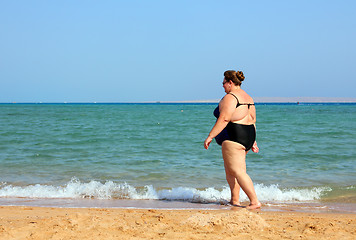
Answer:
236;71;245;81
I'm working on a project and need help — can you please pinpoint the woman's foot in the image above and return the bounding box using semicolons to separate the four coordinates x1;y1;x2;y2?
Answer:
229;201;241;207
246;201;261;210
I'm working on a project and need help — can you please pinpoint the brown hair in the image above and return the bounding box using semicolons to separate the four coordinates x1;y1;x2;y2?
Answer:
224;70;245;86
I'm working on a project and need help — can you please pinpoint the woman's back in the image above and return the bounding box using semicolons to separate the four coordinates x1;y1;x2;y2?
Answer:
229;90;256;125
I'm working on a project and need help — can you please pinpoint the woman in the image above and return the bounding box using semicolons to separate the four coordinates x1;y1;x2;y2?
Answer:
204;70;261;209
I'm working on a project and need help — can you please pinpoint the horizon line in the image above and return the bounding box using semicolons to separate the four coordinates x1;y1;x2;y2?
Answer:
1;97;356;104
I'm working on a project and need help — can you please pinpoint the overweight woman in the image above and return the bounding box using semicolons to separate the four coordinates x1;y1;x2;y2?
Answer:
204;70;261;209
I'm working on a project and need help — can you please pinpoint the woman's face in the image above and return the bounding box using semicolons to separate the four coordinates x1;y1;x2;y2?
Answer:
222;78;230;93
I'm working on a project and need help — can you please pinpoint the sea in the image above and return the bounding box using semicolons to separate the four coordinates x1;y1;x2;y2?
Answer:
0;102;355;213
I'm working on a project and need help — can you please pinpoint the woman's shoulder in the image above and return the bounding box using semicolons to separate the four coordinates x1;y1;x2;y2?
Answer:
228;91;253;103
220;93;238;107
237;90;254;103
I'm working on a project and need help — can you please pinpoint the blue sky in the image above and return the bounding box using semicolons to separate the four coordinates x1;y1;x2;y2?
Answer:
1;0;355;102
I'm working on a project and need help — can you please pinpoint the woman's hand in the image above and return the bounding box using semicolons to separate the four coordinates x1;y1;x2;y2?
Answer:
251;141;259;153
204;136;213;149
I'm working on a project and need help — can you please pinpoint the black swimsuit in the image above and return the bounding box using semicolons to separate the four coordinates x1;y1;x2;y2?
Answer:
214;93;256;151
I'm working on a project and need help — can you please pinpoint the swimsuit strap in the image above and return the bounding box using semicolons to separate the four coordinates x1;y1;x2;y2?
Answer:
228;93;240;107
229;93;255;109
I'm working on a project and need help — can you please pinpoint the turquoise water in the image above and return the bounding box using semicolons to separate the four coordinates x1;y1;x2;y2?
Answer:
0;103;355;207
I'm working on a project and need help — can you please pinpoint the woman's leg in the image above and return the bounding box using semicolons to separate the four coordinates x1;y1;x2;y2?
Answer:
222;141;261;209
224;162;240;205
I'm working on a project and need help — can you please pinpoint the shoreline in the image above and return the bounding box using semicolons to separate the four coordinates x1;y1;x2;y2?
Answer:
2;97;356;104
0;205;355;239
254;96;356;103
158;97;356;103
1;198;355;214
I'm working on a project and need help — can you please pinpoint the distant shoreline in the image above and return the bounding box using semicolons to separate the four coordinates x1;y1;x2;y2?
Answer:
2;97;356;104
158;97;356;103
254;97;356;103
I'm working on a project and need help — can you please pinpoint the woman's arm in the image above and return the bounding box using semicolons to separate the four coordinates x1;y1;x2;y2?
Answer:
204;94;236;149
251;106;259;153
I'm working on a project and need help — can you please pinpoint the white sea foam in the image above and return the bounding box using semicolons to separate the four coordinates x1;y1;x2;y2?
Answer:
0;178;331;203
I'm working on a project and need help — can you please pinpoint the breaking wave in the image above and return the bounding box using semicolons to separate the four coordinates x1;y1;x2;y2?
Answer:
0;178;332;203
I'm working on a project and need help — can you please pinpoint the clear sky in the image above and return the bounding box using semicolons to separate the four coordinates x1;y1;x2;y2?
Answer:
1;0;355;102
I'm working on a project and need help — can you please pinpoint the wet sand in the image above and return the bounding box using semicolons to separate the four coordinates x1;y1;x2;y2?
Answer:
0;205;355;239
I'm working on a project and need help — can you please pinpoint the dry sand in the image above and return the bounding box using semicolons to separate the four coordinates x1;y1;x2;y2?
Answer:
0;206;355;239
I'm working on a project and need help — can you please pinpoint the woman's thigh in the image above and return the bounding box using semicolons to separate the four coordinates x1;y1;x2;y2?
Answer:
222;140;247;174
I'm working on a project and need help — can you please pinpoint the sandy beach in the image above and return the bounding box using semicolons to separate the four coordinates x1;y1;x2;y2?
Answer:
0;206;355;239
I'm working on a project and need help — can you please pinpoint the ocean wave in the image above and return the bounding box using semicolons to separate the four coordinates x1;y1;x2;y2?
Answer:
0;178;331;203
